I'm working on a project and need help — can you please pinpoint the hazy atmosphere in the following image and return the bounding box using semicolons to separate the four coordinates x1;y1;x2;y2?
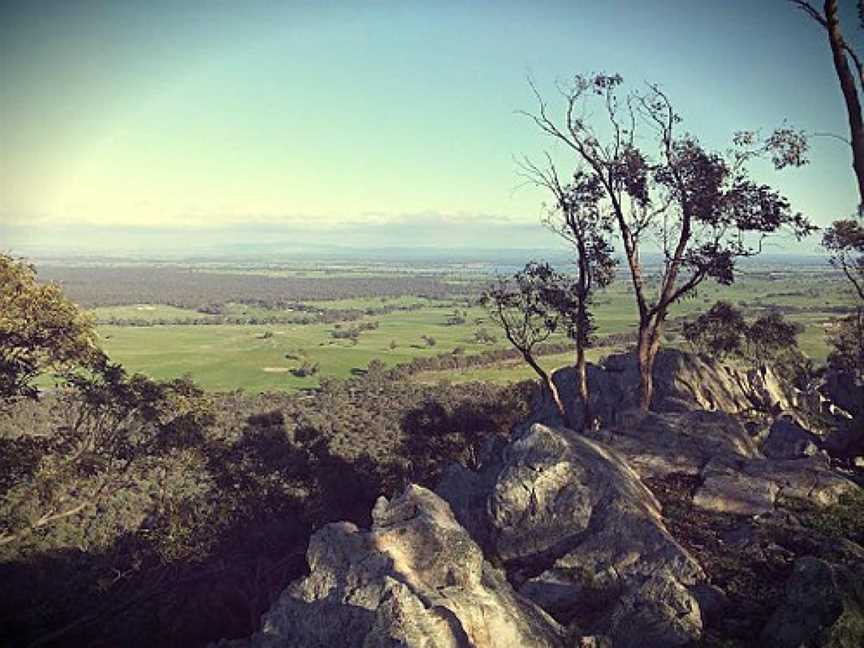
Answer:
1;0;860;255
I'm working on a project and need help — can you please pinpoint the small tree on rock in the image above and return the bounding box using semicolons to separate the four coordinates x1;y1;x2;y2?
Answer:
482;262;571;424
683;301;748;360
518;160;617;428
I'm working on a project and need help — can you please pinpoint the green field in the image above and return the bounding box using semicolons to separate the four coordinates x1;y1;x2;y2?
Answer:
98;305;515;391
93;270;857;392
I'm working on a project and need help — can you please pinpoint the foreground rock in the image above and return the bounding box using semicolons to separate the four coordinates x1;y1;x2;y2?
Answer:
761;557;864;648
439;423;705;647
223;484;565;648
218;350;863;647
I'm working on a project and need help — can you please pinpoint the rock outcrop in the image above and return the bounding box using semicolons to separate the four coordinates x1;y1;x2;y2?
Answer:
439;423;705;647
692;454;855;515
223;350;863;648
222;484;566;648
537;352;860;517
539;349;798;430
567;409;856;516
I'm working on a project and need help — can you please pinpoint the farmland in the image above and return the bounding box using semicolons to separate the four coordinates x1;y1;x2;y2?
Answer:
44;260;853;392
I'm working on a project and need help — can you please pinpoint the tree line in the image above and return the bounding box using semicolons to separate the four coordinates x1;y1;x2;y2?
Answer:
97;302;430;328
36;265;474;309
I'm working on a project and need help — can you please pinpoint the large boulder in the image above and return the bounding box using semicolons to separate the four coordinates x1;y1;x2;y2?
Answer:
821;369;864;418
438;423;705;648
537;349;798;430
761;557;864;648
224;484;566;648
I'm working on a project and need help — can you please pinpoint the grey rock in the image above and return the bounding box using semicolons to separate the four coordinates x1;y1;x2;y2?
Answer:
694;459;780;515
535;349;798;430
605;574;702;648
439;423;705;647
230;485;566;648
582;409;759;479
693;455;857;515
690;582;729;626
761;556;864;648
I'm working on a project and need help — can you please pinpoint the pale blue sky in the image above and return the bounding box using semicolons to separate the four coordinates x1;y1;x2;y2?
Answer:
1;0;861;253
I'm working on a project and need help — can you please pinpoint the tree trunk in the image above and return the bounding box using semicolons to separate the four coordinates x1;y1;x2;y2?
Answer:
546;376;568;427
636;319;664;411
825;0;864;209
575;342;590;431
525;353;568;425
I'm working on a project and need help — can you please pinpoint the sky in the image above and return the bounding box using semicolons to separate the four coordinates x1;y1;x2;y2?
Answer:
1;0;862;255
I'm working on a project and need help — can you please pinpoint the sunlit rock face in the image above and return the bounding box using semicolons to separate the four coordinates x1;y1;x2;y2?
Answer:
218;484;567;648
534;349;800;431
439;423;705;648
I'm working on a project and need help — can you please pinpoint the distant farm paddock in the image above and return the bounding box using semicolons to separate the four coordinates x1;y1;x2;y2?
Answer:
37;263;856;392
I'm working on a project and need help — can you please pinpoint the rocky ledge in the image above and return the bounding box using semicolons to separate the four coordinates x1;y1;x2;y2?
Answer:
219;351;864;647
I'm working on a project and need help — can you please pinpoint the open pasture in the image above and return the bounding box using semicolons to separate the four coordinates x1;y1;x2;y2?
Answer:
91;266;856;392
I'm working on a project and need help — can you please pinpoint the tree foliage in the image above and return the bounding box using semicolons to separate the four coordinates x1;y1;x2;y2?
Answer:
0;254;101;401
823;218;864;302
0;360;215;548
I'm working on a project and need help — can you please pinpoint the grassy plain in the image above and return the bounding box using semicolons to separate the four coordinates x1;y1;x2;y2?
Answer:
97;305;509;391
92;268;857;392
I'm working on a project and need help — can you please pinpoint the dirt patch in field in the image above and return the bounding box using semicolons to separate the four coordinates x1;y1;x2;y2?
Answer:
136;305;157;311
262;367;290;373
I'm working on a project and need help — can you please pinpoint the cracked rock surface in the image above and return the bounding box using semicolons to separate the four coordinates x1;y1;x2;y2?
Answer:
218;351;862;648
439;423;705;648
218;484;566;648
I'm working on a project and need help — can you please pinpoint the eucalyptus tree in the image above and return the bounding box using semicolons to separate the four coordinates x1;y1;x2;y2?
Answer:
482;262;571;424
518;160;617;427
790;0;864;209
788;1;864;389
523;73;813;409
